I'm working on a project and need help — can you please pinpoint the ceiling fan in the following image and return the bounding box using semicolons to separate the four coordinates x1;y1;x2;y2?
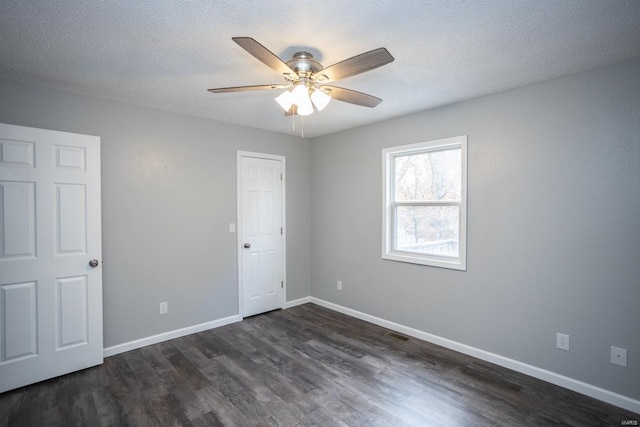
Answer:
208;37;394;116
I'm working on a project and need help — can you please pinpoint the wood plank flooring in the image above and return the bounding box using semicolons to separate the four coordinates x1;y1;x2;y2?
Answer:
0;303;637;426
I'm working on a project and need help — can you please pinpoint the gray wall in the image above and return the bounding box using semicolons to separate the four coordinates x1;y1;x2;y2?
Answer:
311;58;640;399
2;57;638;402
0;79;312;348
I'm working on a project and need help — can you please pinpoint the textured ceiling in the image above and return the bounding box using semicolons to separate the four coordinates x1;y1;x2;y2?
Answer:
1;0;640;138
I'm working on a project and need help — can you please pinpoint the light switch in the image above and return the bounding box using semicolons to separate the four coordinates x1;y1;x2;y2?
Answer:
229;223;236;233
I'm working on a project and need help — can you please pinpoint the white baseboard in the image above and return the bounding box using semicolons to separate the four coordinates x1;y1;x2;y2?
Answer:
104;299;313;358
309;297;640;415
101;297;639;414
285;296;312;308
103;314;242;357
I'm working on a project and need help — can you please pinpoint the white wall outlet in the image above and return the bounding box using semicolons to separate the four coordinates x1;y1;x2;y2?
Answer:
159;301;168;315
611;346;627;367
229;223;236;233
556;333;570;351
337;280;343;291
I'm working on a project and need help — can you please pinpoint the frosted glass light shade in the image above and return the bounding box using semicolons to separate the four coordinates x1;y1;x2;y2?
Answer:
291;83;313;115
275;90;293;111
296;96;314;115
311;89;331;111
291;84;310;106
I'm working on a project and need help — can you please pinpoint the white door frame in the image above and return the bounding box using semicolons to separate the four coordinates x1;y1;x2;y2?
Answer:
237;151;286;318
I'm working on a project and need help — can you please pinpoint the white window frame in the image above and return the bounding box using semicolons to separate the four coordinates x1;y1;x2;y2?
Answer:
382;135;467;270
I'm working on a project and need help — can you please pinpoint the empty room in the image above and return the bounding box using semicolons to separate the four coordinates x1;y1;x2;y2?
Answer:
0;1;639;425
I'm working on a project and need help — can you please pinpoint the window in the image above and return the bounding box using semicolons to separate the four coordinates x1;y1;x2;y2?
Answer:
382;135;467;270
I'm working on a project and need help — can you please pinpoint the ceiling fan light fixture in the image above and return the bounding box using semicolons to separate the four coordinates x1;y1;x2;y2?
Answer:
291;83;314;116
291;83;310;106
311;88;331;111
296;96;314;116
275;90;293;111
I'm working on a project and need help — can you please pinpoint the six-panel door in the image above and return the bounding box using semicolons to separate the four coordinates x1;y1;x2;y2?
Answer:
241;156;283;317
0;123;103;393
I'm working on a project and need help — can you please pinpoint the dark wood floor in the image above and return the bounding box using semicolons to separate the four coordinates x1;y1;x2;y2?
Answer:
0;303;637;426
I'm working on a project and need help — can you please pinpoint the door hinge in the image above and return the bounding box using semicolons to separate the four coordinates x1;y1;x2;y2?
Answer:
281;281;284;289
280;173;282;181
281;227;283;235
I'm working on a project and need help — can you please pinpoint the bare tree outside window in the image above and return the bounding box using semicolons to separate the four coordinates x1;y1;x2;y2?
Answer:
383;135;467;270
394;149;461;256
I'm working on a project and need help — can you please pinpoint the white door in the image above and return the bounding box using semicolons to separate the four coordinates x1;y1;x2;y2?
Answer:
239;153;285;317
0;123;102;393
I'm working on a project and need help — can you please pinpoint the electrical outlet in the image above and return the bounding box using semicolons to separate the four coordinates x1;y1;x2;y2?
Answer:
337;280;343;291
159;301;168;315
611;346;627;367
556;333;570;351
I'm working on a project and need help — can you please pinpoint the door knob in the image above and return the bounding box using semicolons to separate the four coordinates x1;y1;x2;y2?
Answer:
244;243;251;249
89;259;99;268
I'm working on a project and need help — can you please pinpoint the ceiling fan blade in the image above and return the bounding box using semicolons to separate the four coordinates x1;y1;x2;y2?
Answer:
232;37;296;78
207;84;288;93
314;48;394;83
322;86;383;108
284;104;298;116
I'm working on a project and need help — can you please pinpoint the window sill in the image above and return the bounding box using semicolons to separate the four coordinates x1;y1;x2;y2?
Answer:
382;252;467;271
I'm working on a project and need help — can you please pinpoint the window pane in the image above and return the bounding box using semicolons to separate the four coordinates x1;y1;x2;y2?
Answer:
394;149;461;202
395;205;459;257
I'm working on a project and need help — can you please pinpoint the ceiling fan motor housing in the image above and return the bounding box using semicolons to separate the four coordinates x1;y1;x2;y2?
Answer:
286;52;324;79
